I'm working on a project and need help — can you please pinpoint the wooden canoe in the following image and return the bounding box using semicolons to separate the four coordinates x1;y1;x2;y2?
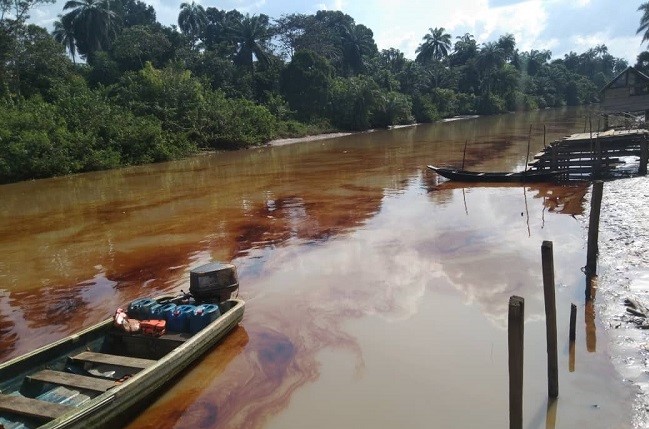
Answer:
0;293;244;429
427;165;560;183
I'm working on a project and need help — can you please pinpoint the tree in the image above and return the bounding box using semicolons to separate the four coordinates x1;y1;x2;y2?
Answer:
111;24;173;71
496;34;516;63
202;7;241;53
52;14;77;64
178;1;206;45
638;2;649;45
339;22;377;76
415;27;451;64
114;0;156;28
62;0;118;62
0;0;54;24
3;24;71;99
521;49;550;76
636;51;649;75
379;48;406;74
475;42;505;92
229;13;273;69
450;33;477;66
280;50;333;121
329;75;381;130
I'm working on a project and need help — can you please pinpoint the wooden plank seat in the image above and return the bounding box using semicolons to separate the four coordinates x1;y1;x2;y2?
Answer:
70;352;156;370
0;393;70;420
27;369;117;393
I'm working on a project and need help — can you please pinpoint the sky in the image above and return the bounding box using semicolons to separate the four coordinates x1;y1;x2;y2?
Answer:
29;0;648;64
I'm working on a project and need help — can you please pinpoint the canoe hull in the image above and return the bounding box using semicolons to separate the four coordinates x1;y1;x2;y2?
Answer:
427;165;560;183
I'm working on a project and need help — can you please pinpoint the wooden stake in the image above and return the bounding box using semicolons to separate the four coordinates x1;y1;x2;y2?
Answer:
639;139;648;176
585;181;604;283
541;241;558;399
546;398;558;429
462;139;468;170
509;295;525;429
585;275;598;352
526;125;532;171
569;303;577;342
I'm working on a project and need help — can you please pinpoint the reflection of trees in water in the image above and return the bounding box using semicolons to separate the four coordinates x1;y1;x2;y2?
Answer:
427;180;588;216
0;292;17;360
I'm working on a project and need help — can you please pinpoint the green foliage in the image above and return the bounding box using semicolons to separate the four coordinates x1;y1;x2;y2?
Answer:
373;91;413;127
429;88;458;118
477;92;507;115
110;25;173;71
62;0;119;62
412;94;439;123
280;50;334;122
112;62;205;134
197;90;276;148
416;27;451;64
0;3;637;183
329;75;381;130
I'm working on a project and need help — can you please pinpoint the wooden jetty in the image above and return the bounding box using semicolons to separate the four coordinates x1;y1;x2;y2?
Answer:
528;129;649;180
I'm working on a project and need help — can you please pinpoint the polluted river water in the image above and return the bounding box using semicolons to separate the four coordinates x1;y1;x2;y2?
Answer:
0;107;640;428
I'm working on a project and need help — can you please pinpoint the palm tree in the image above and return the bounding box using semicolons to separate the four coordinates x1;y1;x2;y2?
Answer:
496;34;516;62
638;2;649;44
63;0;117;60
229;14;272;69
415;27;451;64
178;1;206;44
53;14;77;64
475;42;505;92
339;23;376;76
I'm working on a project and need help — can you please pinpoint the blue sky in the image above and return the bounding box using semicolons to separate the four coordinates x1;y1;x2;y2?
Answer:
29;0;647;64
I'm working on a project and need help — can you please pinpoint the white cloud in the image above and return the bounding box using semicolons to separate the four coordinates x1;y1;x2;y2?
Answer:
316;0;346;11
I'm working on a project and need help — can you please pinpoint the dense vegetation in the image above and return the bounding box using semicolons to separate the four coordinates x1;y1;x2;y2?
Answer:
0;0;640;183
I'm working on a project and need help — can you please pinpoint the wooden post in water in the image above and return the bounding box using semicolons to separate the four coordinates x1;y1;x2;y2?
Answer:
509;295;525;429
585;276;598;352
541;241;559;399
585;181;604;291
526;125;532;171
569;303;577;372
639;139;648;176
569;304;577;342
462;139;468;170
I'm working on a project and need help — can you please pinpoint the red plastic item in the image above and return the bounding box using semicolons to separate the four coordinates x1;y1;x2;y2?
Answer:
140;319;166;336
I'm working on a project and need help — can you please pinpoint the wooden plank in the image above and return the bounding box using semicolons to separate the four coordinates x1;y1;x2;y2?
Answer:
70;352;156;370
0;393;70;421
27;369;116;393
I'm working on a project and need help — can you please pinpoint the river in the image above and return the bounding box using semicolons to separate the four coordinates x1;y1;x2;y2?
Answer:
0;107;637;428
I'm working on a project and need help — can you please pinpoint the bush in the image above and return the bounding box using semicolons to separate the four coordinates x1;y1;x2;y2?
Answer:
197;91;277;148
477;92;506;115
412;94;439;123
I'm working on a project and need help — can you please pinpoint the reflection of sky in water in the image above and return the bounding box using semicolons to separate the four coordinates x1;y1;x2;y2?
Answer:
250;174;630;429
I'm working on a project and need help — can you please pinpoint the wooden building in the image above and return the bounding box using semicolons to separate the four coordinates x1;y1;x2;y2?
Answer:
599;67;649;124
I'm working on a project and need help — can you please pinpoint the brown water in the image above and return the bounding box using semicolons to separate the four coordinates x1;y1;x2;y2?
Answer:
0;108;633;428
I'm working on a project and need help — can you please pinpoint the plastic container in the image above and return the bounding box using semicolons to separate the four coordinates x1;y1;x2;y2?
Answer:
189;304;221;334
127;298;156;320
166;304;195;333
148;304;164;319
156;303;177;321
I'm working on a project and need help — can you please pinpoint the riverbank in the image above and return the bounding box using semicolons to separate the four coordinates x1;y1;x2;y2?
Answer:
266;132;355;147
590;176;649;428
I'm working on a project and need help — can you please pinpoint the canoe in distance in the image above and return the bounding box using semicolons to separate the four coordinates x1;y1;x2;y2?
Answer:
427;165;561;183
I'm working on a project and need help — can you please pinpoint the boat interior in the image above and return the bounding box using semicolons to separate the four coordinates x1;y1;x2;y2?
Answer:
0;298;239;429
